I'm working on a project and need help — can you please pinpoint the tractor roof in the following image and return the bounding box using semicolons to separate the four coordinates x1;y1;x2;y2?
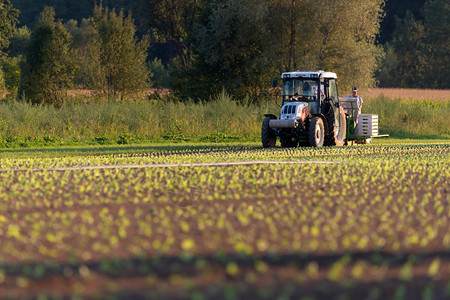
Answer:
281;71;337;79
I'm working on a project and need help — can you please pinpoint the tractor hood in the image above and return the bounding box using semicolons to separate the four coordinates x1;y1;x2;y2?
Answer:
280;102;309;121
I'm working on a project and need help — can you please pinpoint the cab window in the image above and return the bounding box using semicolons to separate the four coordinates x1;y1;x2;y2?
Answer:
325;79;338;102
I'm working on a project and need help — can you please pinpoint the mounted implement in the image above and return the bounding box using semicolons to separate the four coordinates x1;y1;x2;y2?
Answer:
262;70;388;148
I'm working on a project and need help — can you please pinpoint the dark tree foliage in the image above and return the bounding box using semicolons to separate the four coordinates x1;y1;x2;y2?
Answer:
391;12;427;87
377;0;450;88
9;0;449;94
10;0;136;27
136;0;200;68
18;7;76;106
11;0;427;49
0;0;19;55
173;0;384;101
6;25;30;57
423;0;449;88
378;0;427;44
0;0;19;91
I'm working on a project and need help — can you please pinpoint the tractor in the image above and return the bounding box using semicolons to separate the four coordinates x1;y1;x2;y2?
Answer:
262;70;388;148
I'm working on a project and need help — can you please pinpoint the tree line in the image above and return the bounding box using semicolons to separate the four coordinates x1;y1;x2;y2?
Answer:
1;1;150;105
0;0;448;106
377;0;449;88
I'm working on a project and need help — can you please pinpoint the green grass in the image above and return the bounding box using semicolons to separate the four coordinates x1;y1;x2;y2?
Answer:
0;93;448;148
364;96;450;138
0;139;448;161
0;92;276;147
0;142;261;159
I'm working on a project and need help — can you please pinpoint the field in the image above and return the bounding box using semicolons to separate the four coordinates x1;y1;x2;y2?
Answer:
0;142;449;299
0;89;449;299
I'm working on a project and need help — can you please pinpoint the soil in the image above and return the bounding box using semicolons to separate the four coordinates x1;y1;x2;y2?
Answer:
0;146;448;299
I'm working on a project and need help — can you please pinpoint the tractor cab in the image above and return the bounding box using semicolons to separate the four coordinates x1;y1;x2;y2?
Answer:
281;77;318;103
279;71;340;121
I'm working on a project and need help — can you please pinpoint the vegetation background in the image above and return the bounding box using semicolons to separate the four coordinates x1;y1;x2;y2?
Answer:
0;0;449;146
0;92;448;148
6;0;448;91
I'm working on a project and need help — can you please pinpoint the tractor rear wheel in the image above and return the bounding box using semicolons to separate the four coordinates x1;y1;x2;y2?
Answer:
308;117;325;147
262;116;276;148
325;106;347;146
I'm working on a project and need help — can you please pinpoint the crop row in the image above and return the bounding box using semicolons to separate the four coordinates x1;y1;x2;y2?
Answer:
0;145;448;261
0;144;448;298
0;144;448;170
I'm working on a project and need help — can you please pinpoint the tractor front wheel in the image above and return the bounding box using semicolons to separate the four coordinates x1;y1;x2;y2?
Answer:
262;116;277;148
308;117;325;147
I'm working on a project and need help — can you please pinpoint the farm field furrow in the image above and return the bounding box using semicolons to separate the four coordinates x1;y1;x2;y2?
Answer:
0;144;449;299
0;143;448;169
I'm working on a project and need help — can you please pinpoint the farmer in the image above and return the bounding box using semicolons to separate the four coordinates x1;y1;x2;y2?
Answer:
349;87;363;115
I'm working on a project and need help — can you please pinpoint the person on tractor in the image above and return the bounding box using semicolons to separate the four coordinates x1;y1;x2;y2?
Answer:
303;82;313;99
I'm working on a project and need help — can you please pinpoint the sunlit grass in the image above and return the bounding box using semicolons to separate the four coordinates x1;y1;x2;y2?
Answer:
0;92;448;148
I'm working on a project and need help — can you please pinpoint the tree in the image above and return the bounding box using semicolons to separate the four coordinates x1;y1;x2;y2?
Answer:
176;0;384;100
139;0;200;68
0;0;20;94
376;42;400;87
18;7;76;106
388;11;427;87
377;0;449;89
11;0;139;28
6;25;30;57
173;0;272;100
82;5;150;100
266;0;385;90
0;0;19;56
1;56;21;92
424;0;450;88
148;58;170;88
3;26;30;95
316;0;384;90
0;66;5;92
378;0;427;44
267;0;316;73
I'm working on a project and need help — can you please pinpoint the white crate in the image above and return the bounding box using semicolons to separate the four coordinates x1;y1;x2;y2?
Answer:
356;114;378;136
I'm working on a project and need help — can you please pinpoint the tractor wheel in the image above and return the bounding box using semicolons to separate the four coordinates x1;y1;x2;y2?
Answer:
261;116;276;148
308;117;325;147
325;106;347;146
280;136;297;148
